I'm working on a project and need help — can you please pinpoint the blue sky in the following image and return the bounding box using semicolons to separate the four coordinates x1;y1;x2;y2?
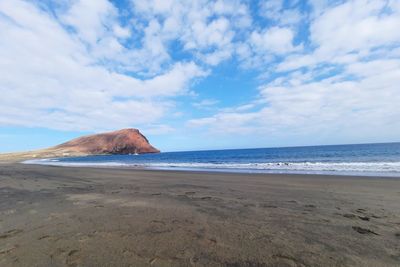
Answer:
0;0;400;152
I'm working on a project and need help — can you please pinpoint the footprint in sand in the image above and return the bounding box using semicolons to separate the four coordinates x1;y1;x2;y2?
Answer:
356;208;366;213
149;258;156;264
343;214;370;221
0;245;19;255
38;235;51;240
208;238;217;244
66;249;81;267
0;229;23;239
352;226;379;235
304;204;316;211
358;216;370;221
343;213;357;219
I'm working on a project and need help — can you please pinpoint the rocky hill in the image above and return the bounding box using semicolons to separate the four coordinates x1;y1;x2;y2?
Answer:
55;128;159;155
0;128;159;162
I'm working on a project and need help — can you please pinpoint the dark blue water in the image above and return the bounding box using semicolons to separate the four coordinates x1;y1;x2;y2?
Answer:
27;142;400;176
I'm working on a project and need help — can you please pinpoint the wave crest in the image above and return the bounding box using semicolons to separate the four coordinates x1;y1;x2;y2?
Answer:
23;159;400;175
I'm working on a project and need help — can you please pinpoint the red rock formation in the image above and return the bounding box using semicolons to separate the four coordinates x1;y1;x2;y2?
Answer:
54;128;160;155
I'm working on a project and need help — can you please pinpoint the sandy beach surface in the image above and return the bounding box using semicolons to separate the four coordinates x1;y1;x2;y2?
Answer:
0;163;399;266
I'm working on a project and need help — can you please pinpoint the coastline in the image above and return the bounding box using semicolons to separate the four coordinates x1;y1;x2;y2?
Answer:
22;158;400;178
0;163;399;266
5;142;400;178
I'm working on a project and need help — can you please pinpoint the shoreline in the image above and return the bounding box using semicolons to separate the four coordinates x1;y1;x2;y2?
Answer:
21;160;400;178
0;163;400;266
4;141;400;178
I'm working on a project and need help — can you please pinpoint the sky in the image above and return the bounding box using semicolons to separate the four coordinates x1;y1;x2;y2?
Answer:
0;0;400;153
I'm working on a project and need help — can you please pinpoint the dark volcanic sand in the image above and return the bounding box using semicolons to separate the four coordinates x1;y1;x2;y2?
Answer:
0;164;400;266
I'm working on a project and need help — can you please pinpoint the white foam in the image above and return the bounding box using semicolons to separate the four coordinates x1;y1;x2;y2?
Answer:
22;159;400;175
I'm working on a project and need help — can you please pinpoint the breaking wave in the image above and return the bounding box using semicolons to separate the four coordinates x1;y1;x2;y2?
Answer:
23;159;400;176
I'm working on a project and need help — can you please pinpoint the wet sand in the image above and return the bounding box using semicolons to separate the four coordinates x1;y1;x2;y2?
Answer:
0;163;400;266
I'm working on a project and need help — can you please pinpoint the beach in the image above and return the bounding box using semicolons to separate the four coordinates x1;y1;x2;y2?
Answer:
0;163;400;266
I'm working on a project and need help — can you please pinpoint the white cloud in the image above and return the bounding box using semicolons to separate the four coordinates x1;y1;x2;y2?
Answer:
130;0;251;66
259;0;303;26
113;25;131;39
311;0;400;55
237;26;302;68
61;0;118;45
279;0;400;72
189;57;400;142
192;99;219;110
250;27;299;55
0;0;205;131
189;0;400;145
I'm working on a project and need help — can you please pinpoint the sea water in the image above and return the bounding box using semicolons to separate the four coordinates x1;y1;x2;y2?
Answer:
25;142;400;177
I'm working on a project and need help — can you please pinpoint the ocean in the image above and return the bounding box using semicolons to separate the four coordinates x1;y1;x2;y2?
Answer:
25;142;400;177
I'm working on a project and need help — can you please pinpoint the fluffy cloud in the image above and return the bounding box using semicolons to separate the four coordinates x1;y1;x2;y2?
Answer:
259;0;303;26
279;0;400;71
250;27;299;55
311;0;400;55
189;58;400;142
0;0;205;131
130;0;251;66
189;0;400;144
61;0;118;46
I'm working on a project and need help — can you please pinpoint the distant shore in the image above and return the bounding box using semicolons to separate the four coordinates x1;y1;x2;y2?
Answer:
1;163;399;266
